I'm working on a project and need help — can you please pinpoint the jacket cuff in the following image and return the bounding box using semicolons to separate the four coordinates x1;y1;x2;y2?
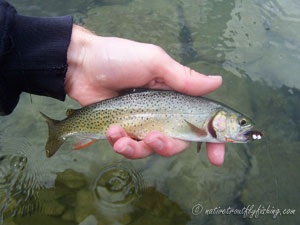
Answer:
3;14;73;101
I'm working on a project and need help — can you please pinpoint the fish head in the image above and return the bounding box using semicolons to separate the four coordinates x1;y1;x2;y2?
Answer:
211;110;254;143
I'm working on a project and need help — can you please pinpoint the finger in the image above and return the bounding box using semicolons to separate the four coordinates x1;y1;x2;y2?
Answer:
158;55;222;95
206;143;225;166
113;137;154;159
106;125;128;146
144;132;191;157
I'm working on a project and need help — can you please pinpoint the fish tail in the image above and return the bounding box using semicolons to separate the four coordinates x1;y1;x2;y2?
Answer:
40;112;65;158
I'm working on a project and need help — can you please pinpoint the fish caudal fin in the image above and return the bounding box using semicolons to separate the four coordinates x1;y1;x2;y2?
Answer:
40;112;65;158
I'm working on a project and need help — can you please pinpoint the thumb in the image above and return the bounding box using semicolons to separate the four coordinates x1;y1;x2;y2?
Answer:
159;56;222;96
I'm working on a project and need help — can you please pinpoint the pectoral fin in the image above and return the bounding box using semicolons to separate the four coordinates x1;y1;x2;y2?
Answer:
72;137;98;150
197;142;202;153
184;120;207;137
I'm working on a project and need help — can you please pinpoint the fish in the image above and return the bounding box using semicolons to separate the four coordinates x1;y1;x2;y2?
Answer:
41;89;262;158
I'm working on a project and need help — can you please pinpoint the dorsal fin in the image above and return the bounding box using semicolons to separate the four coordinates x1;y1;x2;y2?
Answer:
66;108;77;116
119;88;170;96
120;88;152;96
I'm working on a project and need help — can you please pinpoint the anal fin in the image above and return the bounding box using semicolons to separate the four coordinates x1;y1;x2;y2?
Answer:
197;142;202;153
128;133;141;141
72;137;98;150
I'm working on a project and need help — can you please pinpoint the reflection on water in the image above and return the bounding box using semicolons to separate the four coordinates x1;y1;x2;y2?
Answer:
1;0;300;224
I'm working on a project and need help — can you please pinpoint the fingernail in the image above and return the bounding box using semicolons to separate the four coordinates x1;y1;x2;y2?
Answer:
146;138;164;151
117;146;134;156
208;75;221;79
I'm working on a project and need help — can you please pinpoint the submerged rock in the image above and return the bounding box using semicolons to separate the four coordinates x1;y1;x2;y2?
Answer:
42;200;65;216
2;218;17;225
37;188;68;201
79;214;98;225
56;169;87;189
132;187;190;225
75;189;96;223
62;209;75;222
13;214;74;225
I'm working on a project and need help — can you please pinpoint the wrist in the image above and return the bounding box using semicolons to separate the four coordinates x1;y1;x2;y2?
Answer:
65;25;94;96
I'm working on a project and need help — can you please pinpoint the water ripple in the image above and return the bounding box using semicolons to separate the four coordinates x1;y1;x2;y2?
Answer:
91;162;144;221
0;133;54;222
256;0;300;23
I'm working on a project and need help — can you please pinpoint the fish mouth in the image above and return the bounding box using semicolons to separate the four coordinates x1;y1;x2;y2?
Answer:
243;130;263;141
232;126;256;143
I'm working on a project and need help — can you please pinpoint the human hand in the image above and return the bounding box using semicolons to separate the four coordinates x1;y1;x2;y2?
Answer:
65;25;225;166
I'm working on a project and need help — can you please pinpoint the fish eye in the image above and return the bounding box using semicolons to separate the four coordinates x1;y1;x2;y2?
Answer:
239;118;248;126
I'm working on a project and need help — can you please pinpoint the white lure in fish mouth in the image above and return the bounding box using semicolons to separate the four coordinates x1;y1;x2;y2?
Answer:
243;130;263;141
252;133;262;140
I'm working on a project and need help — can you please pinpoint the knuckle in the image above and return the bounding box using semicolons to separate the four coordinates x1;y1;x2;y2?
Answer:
149;45;167;63
149;44;166;55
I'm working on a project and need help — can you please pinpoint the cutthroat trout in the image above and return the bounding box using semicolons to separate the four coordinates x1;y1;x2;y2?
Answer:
41;89;262;157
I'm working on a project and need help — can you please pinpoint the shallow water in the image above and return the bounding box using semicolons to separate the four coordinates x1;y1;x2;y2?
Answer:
1;0;299;224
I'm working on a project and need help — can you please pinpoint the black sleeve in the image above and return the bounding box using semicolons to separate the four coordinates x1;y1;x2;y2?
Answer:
0;0;73;115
